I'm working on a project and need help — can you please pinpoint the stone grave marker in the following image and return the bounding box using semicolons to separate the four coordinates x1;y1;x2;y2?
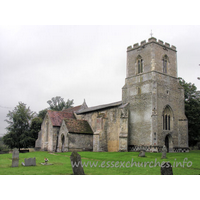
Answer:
12;148;19;167
161;162;173;175
24;157;36;166
138;147;146;157
161;145;167;159
138;150;145;157
70;151;85;175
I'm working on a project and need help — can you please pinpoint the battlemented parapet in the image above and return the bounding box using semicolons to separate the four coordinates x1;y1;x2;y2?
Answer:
127;37;177;52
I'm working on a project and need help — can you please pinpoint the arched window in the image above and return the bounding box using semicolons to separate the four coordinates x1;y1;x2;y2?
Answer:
162;105;173;131
137;56;143;74
163;55;168;73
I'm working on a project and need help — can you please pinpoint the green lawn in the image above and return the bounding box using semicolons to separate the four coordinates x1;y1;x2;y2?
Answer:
0;150;200;175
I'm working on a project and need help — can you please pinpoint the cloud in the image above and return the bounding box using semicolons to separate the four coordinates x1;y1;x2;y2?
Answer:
0;25;200;136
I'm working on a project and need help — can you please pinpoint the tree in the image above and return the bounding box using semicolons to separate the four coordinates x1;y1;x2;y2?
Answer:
3;102;36;150
179;78;200;146
47;96;74;111
29;117;43;146
38;108;48;120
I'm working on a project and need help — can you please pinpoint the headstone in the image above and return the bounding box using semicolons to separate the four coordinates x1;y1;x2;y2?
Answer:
138;150;146;157
12;148;19;167
70;151;85;175
161;162;173;175
161;145;167;159
24;157;36;166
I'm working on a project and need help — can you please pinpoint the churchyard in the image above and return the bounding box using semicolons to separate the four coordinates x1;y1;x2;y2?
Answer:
0;150;200;175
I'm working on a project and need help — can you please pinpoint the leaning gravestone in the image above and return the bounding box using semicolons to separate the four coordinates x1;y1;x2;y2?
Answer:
12;148;19;167
161;162;173;175
70;151;85;175
161;145;167;159
138;150;146;157
24;157;36;166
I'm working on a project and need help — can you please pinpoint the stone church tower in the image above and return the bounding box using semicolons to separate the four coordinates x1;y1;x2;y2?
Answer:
122;37;189;152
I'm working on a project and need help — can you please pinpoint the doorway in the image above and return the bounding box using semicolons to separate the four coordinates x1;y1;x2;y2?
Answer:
165;134;173;152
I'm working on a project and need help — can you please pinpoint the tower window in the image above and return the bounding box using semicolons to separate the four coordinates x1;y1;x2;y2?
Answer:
137;56;143;74
163;55;168;73
163;105;173;131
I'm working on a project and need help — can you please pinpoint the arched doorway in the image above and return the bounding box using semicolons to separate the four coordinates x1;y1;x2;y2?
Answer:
165;134;173;152
61;135;65;152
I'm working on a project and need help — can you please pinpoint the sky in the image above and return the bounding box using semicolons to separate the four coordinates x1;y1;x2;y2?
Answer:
0;25;200;137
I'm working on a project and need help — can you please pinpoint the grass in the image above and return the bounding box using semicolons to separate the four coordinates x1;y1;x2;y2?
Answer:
0;150;200;175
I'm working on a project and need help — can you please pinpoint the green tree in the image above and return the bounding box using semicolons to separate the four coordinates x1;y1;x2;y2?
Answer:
179;78;200;146
47;96;74;111
38;108;48;120
29;117;43;146
3;102;36;150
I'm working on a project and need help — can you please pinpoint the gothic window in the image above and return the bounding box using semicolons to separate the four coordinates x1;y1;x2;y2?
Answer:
163;106;173;131
163;55;168;73
137;56;143;74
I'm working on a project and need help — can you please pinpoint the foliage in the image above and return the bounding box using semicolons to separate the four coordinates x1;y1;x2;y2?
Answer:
29;117;43;146
3;102;36;150
47;96;74;111
0;137;8;151
38;108;48;120
179;78;200;146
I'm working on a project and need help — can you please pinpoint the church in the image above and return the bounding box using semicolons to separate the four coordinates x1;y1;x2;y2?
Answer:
35;36;189;153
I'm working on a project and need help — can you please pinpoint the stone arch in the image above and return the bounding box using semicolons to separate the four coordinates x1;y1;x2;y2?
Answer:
57;128;69;152
135;55;142;62
162;105;174;131
162;54;170;63
162;54;170;73
135;55;143;74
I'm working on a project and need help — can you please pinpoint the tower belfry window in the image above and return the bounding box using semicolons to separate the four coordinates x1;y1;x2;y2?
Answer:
163;55;168;73
137;56;143;74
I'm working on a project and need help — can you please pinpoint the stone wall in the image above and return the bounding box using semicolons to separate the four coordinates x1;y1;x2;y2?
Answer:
79;106;128;152
68;133;93;151
35;113;59;152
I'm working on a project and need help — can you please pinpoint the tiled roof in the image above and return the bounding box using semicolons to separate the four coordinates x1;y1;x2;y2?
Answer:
48;105;82;127
63;105;82;113
64;118;93;134
76;101;122;114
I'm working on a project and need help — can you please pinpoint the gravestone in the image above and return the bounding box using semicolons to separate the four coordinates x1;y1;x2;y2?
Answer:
12;148;19;167
24;157;36;166
70;151;85;175
138;150;146;157
161;145;167;159
161;162;173;175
